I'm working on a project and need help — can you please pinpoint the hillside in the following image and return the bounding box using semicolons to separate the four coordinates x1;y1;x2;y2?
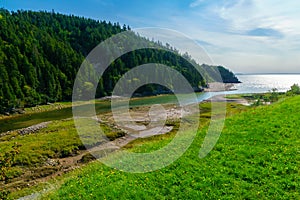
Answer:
0;9;239;113
46;95;300;199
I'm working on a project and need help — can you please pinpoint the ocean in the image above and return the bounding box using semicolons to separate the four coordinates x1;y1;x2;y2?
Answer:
196;74;300;102
234;74;300;93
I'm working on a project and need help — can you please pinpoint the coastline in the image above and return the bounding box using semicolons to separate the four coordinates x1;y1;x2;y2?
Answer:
204;82;238;92
206;94;250;105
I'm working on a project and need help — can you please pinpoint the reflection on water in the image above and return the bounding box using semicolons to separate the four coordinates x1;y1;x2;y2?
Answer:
234;74;300;93
196;74;300;102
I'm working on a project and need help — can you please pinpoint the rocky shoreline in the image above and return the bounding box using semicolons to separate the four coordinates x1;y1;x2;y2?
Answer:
18;122;52;135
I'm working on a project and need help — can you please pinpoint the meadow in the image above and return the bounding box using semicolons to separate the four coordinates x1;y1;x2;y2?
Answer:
45;95;299;199
1;94;299;199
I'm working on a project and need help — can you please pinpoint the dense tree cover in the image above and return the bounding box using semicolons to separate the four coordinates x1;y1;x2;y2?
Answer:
198;64;239;84
0;9;239;113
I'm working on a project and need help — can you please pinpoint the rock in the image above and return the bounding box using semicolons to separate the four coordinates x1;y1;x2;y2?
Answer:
11;108;25;114
45;159;59;166
18;121;52;135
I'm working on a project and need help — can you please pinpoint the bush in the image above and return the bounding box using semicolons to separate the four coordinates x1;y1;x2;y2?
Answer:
287;84;300;95
269;88;279;102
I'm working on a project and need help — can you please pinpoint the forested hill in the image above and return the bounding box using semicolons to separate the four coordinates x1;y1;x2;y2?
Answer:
0;9;239;113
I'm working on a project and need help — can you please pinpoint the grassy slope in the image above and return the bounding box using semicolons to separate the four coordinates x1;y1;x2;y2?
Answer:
46;96;300;199
0;94;205;197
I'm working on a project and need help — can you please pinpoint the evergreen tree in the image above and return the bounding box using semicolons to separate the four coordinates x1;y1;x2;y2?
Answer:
0;9;239;113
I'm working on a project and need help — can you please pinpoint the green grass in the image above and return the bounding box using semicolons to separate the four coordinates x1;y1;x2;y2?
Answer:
0;100;114;133
1;100;247;199
0;120;81;166
3;94;299;199
0;117;128;198
44;96;300;199
0;117;127;168
0;94;197;197
0;107;73;133
225;94;245;99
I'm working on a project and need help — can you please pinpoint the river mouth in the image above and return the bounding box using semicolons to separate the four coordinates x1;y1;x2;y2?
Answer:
0;89;248;133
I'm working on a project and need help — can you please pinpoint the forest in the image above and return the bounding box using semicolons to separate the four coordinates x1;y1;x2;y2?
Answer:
0;9;239;113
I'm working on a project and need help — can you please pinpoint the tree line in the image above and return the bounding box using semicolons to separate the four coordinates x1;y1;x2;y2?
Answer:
0;9;239;113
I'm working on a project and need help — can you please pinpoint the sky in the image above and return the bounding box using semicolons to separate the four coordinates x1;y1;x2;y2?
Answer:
2;0;300;73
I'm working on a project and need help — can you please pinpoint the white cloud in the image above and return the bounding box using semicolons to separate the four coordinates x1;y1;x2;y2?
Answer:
138;0;300;73
214;0;300;36
180;0;300;72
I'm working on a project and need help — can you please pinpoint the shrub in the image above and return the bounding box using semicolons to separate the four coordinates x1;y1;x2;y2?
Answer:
287;84;300;95
269;88;279;102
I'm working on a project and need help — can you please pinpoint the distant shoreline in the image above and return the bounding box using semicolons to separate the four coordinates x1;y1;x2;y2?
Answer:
204;82;237;92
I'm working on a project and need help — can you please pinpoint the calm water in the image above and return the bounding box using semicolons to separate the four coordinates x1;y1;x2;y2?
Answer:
234;74;300;93
196;74;300;102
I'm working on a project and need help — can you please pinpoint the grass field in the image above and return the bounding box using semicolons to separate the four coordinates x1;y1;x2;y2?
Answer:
40;96;300;199
0;94;205;196
2;94;299;199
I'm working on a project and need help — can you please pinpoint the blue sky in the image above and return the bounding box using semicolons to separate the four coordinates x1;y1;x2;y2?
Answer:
2;0;300;73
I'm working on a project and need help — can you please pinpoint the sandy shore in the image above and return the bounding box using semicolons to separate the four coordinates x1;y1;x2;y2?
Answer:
204;82;237;92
